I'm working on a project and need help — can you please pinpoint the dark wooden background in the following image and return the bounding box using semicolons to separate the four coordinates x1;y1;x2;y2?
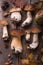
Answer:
0;0;43;65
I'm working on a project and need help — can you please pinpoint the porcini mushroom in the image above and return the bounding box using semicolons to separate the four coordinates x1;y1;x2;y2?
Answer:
10;7;21;22
4;7;21;17
35;9;43;25
0;20;9;40
27;27;41;49
4;7;22;22
11;37;22;53
10;29;25;53
10;12;21;22
25;29;31;41
21;5;34;27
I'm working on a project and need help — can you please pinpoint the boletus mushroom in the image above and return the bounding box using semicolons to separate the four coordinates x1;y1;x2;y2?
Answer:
4;7;22;23
21;5;33;27
27;27;41;49
0;20;9;40
25;29;31;41
10;29;25;54
35;9;43;26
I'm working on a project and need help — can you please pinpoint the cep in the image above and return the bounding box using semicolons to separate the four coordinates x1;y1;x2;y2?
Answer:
0;20;9;40
10;29;25;54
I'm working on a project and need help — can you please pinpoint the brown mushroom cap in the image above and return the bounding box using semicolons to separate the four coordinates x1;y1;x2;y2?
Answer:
3;7;21;17
0;20;8;25
25;29;31;34
35;10;43;25
24;4;35;11
10;29;25;37
35;9;43;19
32;27;41;33
3;12;10;17
9;7;21;13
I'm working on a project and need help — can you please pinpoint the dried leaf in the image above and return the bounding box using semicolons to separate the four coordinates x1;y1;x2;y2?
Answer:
28;53;34;60
21;59;29;65
29;61;38;65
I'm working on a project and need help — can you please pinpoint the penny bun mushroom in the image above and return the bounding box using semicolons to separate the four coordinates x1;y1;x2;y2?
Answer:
27;27;41;49
4;7;21;17
21;11;32;27
9;7;22;22
25;29;31;41
10;29;25;54
11;36;23;54
10;12;21;22
0;20;9;40
35;9;43;25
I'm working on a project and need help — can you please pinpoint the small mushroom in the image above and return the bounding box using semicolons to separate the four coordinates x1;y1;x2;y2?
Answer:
27;27;41;49
10;29;25;53
21;11;32;27
4;7;21;17
21;5;34;27
35;9;43;25
10;7;21;22
0;20;9;40
25;29;31;41
11;37;22;53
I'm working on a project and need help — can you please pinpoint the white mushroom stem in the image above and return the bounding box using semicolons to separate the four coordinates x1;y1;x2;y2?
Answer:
11;37;22;53
27;34;39;49
29;33;39;49
10;12;21;22
25;33;30;41
2;26;8;40
21;11;32;27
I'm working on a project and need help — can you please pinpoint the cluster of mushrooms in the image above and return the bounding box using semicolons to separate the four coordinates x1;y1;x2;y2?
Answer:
0;1;43;54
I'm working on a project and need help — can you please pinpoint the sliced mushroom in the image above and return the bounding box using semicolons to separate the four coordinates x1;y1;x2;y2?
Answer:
0;20;9;40
27;27;41;49
25;29;31;41
10;29;25;53
35;9;43;25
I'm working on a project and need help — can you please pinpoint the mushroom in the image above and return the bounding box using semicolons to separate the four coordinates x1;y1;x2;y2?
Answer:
0;20;9;40
4;7;22;22
35;9;43;25
21;5;34;27
10;12;21;22
4;7;21;16
10;7;21;22
25;29;31;41
27;27;41;49
10;29;25;53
